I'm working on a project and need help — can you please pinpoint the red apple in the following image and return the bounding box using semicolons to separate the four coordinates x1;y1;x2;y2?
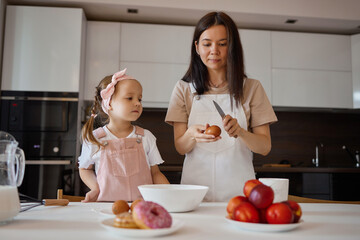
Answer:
283;200;302;223
266;203;294;224
226;196;248;219
233;202;260;223
248;184;274;209
204;125;221;137
243;179;262;198
258;208;268;223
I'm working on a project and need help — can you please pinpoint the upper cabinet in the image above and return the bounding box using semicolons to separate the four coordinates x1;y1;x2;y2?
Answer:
272;32;351;71
240;29;272;102
84;21;121;100
119;23;194;108
352;34;360;109
272;69;352;108
271;32;353;108
120;23;192;64
1;6;86;92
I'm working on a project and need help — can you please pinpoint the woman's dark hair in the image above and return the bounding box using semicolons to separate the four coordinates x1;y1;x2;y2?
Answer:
182;11;246;108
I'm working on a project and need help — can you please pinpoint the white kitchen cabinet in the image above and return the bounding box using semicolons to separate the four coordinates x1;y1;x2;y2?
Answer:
120;61;188;108
272;69;353;108
271;32;351;71
239;29;272;102
120;23;194;64
119;23;194;107
271;31;353;108
1;6;85;92
351;34;360;109
84;21;121;100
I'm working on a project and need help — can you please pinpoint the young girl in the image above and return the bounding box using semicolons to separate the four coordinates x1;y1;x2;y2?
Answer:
78;69;169;202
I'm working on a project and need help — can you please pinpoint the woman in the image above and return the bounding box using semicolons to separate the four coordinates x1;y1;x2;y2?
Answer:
165;12;277;202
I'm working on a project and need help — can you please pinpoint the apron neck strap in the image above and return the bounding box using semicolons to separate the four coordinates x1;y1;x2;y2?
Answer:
134;126;144;136
93;127;107;139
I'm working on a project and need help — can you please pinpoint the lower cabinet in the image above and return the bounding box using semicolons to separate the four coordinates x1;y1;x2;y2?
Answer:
332;173;360;201
256;172;360;201
302;173;332;200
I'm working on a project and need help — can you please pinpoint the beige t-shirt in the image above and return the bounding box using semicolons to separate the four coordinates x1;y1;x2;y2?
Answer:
165;78;278;130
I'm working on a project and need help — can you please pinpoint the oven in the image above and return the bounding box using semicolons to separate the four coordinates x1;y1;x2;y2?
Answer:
0;91;79;199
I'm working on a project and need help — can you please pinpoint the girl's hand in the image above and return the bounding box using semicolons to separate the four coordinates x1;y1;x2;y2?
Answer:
223;115;242;138
189;124;221;143
82;189;100;203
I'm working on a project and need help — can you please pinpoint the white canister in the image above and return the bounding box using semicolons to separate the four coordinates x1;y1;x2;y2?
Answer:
259;178;289;203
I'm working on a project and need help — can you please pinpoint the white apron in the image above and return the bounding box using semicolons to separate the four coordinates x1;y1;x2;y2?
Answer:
181;83;255;202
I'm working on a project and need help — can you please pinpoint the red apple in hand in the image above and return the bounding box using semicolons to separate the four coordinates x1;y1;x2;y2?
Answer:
266;203;294;224
248;184;274;209
233;202;260;223
226;196;248;219
204;125;221;137
283;200;302;223
243;179;262;198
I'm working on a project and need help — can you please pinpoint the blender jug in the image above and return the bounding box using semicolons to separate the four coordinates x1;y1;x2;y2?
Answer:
0;131;25;225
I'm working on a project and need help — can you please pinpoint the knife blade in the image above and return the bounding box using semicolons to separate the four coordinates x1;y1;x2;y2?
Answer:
212;100;238;138
213;100;225;119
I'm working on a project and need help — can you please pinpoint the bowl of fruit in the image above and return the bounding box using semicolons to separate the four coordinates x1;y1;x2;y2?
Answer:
225;179;303;232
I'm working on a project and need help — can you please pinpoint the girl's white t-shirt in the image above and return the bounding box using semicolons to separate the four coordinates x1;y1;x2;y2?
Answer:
78;125;164;174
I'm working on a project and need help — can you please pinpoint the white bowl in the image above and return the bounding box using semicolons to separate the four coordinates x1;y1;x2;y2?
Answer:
138;184;208;212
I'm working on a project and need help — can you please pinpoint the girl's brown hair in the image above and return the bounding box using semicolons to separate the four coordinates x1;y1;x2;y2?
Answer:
81;75;112;150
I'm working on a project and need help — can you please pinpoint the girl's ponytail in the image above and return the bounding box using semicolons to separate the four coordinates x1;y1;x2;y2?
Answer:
80;75;112;151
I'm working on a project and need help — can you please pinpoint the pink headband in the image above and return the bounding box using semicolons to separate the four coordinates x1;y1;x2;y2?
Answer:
100;68;134;115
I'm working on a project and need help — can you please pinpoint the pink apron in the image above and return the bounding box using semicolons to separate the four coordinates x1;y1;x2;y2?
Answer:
94;126;153;202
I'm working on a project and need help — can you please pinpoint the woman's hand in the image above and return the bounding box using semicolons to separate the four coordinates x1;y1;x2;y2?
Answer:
222;115;272;155
223;115;241;138
174;122;221;155
189;124;221;143
82;189;100;203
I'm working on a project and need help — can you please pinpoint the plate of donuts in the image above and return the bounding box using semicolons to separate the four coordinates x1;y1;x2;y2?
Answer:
101;218;184;237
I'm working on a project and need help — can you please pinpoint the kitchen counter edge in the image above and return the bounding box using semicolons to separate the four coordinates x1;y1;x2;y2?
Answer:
159;165;360;173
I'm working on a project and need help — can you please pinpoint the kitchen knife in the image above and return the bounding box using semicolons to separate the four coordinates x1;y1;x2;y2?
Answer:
20;199;69;212
212;100;238;138
213;100;225;119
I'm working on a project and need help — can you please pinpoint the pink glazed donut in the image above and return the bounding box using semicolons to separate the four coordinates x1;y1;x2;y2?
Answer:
132;201;172;229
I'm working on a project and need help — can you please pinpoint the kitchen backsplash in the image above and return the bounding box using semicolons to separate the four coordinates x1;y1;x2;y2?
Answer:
83;101;360;168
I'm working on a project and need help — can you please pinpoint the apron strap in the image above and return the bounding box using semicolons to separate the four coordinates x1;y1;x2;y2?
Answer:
189;81;201;100
134;126;144;136
93;127;107;139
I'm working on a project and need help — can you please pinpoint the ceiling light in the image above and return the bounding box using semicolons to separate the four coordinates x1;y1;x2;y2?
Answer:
285;19;298;24
127;8;138;14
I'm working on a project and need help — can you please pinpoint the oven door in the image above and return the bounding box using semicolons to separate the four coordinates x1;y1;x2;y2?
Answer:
18;160;73;199
1;91;78;133
9;99;69;132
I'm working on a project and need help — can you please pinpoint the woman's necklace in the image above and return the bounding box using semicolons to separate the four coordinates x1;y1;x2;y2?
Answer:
209;80;226;88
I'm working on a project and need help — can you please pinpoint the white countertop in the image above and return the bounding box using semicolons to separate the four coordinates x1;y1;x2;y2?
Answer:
1;202;360;240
